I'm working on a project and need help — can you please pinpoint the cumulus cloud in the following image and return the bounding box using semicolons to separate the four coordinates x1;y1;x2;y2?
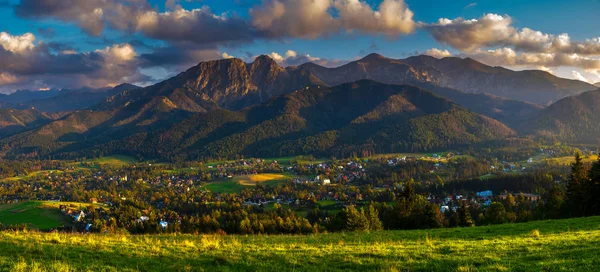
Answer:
221;52;235;59
250;0;415;38
423;48;453;58
464;47;600;73
134;7;258;45
423;13;600;76
0;32;149;91
424;14;514;52
424;13;600;56
0;32;35;53
14;0;256;45
333;0;415;36
261;50;347;67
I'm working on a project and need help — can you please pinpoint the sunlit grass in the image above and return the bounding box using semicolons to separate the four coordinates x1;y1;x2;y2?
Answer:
1;216;599;271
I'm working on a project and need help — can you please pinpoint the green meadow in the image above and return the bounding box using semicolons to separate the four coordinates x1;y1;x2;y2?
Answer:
1;216;599;271
205;174;289;193
0;202;73;230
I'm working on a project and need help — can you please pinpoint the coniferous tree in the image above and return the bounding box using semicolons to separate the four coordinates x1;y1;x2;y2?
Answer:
365;204;383;231
457;201;474;227
565;153;588;217
587;156;600;215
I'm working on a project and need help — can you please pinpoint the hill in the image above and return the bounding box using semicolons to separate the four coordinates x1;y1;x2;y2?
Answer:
1;216;599;271
77;80;514;159
529;88;600;144
300;54;594;105
0;81;514;159
0;108;62;138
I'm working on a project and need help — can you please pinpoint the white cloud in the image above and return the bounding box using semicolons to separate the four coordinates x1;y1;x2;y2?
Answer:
285;50;297;58
424;13;600;56
0;31;148;91
250;0;415;39
221;52;234;59
261;50;345;67
424;48;453;58
464;3;477;9
0;32;36;53
572;70;591;83
268;52;285;62
333;0;415;37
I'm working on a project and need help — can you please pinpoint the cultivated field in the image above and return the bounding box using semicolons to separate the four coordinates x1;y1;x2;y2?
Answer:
0;216;599;271
205;174;288;193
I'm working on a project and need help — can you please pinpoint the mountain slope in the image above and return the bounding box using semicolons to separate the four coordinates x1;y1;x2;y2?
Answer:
529;88;600;144
0;108;60;138
15;84;140;112
70;81;514;159
595;82;600;87
0;89;62;105
300;54;595;105
98;55;543;127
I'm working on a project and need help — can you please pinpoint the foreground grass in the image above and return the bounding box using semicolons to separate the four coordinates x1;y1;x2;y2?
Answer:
1;217;599;271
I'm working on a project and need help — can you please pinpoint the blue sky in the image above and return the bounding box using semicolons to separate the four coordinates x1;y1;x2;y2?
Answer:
0;0;599;92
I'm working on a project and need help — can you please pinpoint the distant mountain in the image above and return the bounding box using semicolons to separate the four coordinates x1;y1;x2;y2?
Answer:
529;89;600;144
3;80;514;159
15;83;140;112
0;89;61;104
300;54;595;105
0;84;141;112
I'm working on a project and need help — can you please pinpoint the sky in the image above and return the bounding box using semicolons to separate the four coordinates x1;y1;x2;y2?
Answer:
0;0;599;93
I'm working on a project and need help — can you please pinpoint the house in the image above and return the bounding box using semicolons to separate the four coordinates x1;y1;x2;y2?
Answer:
476;190;493;198
159;220;168;228
74;211;85;222
322;179;331;185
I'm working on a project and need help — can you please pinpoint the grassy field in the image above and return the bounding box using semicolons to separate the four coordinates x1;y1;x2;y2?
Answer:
0;216;599;271
78;155;138;167
205;174;288;193
0;170;64;182
0;202;73;230
535;155;598;166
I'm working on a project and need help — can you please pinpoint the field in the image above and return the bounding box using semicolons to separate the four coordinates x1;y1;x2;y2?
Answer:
0;202;73;230
79;155;138;167
0;170;63;182
0;216;599;271
205;174;288;193
535;155;599;166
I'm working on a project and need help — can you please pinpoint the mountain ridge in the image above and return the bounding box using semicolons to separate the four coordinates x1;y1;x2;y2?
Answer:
0;80;515;159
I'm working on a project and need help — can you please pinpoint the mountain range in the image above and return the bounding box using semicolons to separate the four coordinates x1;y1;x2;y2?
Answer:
0;54;597;159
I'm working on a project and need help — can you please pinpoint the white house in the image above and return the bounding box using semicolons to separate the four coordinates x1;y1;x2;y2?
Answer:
323;179;331;185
